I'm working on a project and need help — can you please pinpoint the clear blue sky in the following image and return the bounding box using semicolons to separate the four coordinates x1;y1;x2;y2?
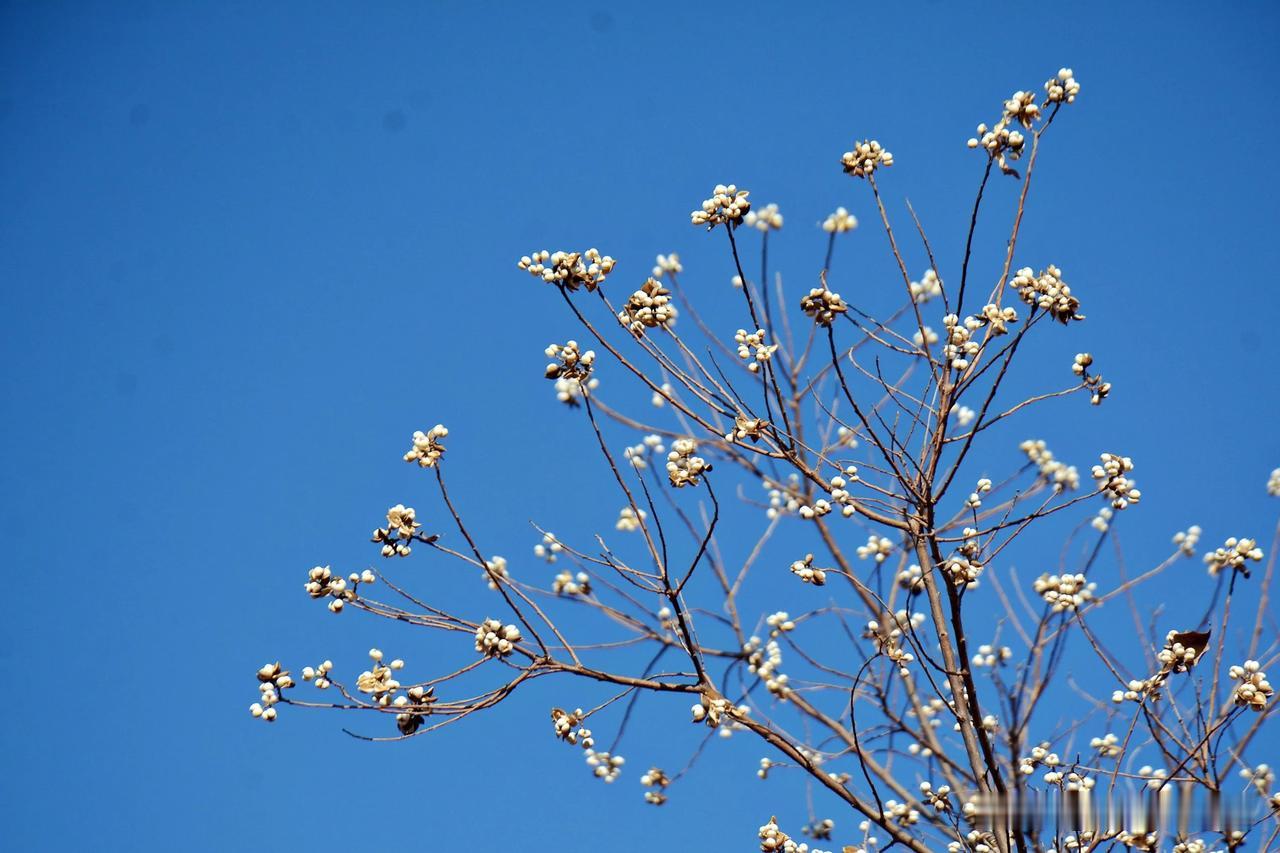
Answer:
2;2;1278;850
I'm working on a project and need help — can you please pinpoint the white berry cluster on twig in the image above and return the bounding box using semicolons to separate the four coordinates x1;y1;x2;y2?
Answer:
403;424;448;468
1204;536;1263;577
1229;661;1274;711
666;438;709;488
841;139;894;179
1091;453;1140;510
1010;265;1084;324
617;278;677;335
744;203;783;232
474;618;521;658
690;184;751;230
518;248;616;292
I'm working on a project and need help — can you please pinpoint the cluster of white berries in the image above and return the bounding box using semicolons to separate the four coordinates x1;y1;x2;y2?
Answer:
1090;506;1114;532
1071;353;1111;405
250;662;292;722
821;207;857;234
544;340;595;383
766;474;804;519
941;313;980;371
966;477;993;509
798;497;830;519
553;569;591;596
744;203;783;232
651;382;672;408
1019;743;1061;777
802;818;835;840
1268;468;1280;496
640;767;670;805
691;184;751;230
856;534;894;563
759;816;824;853
482;555;509;590
1239;763;1275;796
881;799;921;827
651;253;682;279
1090;732;1121;758
865;611;921;676
953;405;976;427
372;504;422;558
744;636;790;697
1203;536;1263;577
666;438;709;488
552;707;593;747
1091;453;1140;510
920;781;952;812
727;413;770;445
825;470;859;517
1020;439;1080;491
690;694;735;727
975;302;1019;336
1045;67;1081;104
1157;630;1209;673
790;553;827;586
910;269;942;303
474;618;522;658
896;563;924;592
403;424;448;468
735;328;778;373
841;139;894;178
304;565;374;614
300;659;334;690
800;287;848;326
1173;525;1202;556
972;644;1012;668
1033;572;1096;611
518;248;616;292
942;528;984;587
617;278;677;335
584;748;625;783
623;434;665;469
967;118;1026;175
354;649;407;710
615;506;646;532
533;531;562;562
544;340;598;403
913;325;937;347
1229;661;1274;711
1010;265;1084;324
765;611;795;636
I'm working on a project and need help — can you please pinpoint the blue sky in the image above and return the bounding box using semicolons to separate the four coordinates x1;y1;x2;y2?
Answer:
2;2;1278;850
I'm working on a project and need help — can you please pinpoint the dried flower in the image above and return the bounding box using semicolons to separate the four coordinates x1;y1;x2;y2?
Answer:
800;287;848;326
1229;661;1274;711
518;248;616;292
666;438;709;488
618;278;677;335
403;424;448;468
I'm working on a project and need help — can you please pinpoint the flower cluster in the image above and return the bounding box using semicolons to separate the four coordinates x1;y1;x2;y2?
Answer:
617;278;677;335
1091;453;1140;510
799;287;848;326
474;618;522;658
856;534;894;563
690;694;734;727
1203;536;1263;577
372;504;424;558
640;767;670;805
553;569;591;596
1010;265;1084;324
966;119;1026;175
1229;661;1274;711
744;203;783;232
735;328;778;373
518;248;616;292
395;682;438;736
909;269;942;303
975;302;1019;336
789;553;827;586
1045;67;1081;104
966;477;993;509
249;662;292;722
666;438;709;488
1090;732;1121;758
766;611;795;636
403;424;448;468
355;648;406;706
821;207;857;234
304;565;374;613
691;184;751;230
827;471;859;518
1020;439;1080;491
544;340;595;383
1033;572;1096;611
651;253;682;279
841;139;894;178
616;506;646;532
744;636;789;697
1072;353;1111;405
1269;467;1280;497
759;816;819;853
896;563;924;592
